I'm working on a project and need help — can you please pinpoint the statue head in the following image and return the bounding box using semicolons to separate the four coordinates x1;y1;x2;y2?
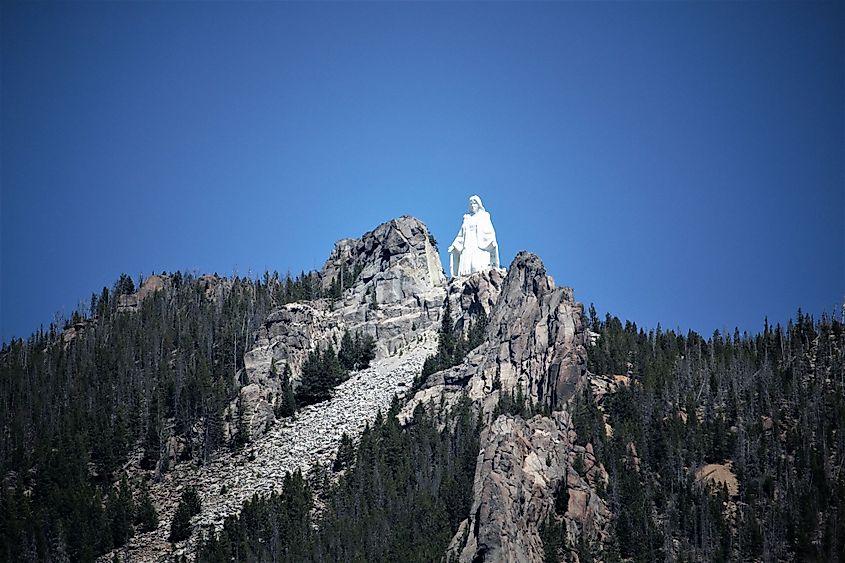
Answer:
468;195;484;215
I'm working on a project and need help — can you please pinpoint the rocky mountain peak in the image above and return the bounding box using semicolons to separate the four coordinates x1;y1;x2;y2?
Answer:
409;251;584;416
403;251;602;563
485;250;582;410
235;216;448;441
320;215;445;303
500;250;554;297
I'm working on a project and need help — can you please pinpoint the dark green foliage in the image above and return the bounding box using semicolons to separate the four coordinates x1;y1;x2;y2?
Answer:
539;514;567;563
197;470;312;563
106;475;134;548
357;332;377;368
493;381;531;419
113;273;135;296
181;487;202;516
230;396;250;450
169;505;192;544
328;263;365;300
338;330;355;370
0;269;320;562
140;400;160;470
582;310;845;563
134;485;159;533
169;487;201;543
329;276;342;300
338;329;377;372
553;480;569;517
275;363;297;419
416;299;487;389
332;432;355;472
311;396;481;560
197;396;482;562
571;386;604;449
295;345;348;407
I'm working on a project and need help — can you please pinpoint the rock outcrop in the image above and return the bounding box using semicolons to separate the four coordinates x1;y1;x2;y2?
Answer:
404;251;588;417
449;266;506;332
238;216;447;439
447;412;610;562
320;215;447;356
321;215;445;302
116;274;171;313
404;251;610;563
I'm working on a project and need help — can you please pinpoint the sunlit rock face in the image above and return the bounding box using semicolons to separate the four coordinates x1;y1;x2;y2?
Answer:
404;251;587;417
239;216;448;439
446;412;611;563
322;215;446;300
448;195;501;277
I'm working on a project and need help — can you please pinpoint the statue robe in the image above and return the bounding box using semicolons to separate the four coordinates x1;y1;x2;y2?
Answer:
450;209;499;276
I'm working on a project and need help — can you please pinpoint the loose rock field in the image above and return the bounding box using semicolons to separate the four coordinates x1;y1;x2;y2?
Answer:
106;332;436;562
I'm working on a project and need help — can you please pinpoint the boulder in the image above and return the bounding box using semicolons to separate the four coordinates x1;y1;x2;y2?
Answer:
695;462;739;497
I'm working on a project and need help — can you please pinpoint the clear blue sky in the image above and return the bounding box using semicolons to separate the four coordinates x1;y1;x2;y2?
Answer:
2;1;842;343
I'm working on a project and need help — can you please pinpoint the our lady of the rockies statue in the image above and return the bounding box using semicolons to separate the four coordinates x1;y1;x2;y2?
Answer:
448;195;500;277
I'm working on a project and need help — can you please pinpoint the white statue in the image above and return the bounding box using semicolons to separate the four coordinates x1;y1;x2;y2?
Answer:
448;195;500;277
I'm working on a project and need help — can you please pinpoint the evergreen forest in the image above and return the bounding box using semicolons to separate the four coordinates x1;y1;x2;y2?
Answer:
559;308;845;562
197;396;481;562
1;265;842;563
199;308;844;563
0;270;325;562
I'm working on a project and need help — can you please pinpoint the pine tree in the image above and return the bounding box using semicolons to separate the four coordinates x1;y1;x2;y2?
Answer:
338;330;356;371
322;346;346;387
333;433;355;471
276;363;297;418
294;346;347;407
113;273;136;296
141;397;161;469
231;396;250;450
169;487;201;543
107;475;134;548
169;503;192;543
134;484;159;533
439;296;455;360
357;332;376;369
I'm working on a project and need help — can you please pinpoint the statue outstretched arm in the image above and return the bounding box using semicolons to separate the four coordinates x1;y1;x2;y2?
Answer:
448;227;465;253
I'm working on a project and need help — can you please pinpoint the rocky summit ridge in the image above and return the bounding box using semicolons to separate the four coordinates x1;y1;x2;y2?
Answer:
404;250;610;562
106;215;608;563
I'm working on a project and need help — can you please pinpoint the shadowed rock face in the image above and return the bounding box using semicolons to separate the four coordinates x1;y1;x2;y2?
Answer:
447;413;611;563
484;251;586;411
